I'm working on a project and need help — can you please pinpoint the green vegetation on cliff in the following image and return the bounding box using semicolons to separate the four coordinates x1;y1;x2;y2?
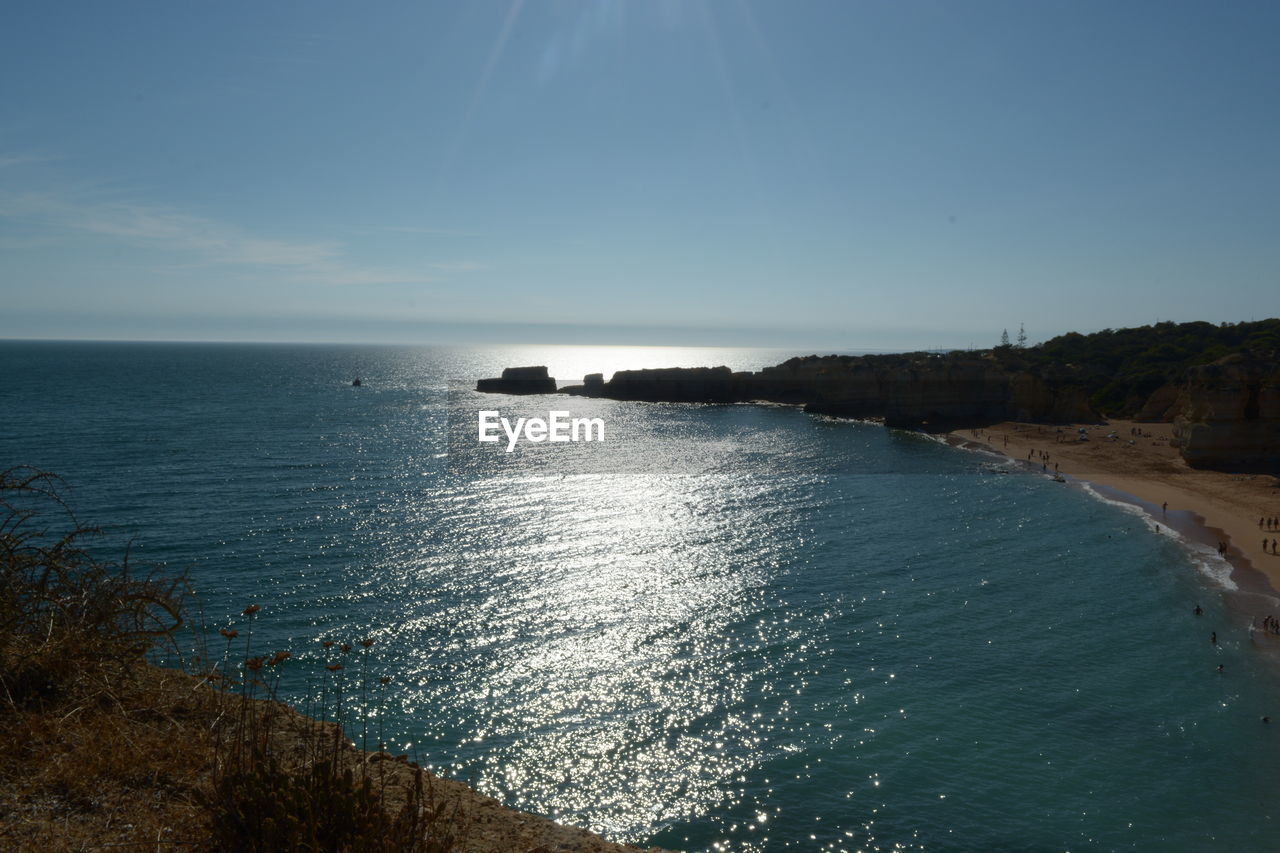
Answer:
994;319;1280;416
767;319;1278;421
772;318;1280;420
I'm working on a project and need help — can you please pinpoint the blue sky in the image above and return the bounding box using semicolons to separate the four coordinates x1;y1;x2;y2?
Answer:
2;1;1278;349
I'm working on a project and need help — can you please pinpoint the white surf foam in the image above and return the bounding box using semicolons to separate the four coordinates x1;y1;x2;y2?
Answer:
1079;482;1238;591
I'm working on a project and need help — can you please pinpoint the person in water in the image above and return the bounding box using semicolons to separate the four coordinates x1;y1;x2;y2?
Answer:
1211;631;1218;645
1194;605;1203;616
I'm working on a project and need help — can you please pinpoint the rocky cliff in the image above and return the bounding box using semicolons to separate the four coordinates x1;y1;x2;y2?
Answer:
549;353;1097;429
1172;353;1280;470
478;348;1279;470
592;366;740;403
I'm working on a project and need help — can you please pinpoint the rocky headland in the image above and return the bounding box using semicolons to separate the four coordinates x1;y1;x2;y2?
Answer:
477;320;1280;471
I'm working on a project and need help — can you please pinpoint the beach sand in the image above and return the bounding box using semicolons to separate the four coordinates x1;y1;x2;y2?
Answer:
948;420;1280;605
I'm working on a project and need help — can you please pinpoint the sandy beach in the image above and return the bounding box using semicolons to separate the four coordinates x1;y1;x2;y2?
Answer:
949;420;1280;604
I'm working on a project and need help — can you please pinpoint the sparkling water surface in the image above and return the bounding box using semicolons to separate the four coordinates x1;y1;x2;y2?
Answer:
2;340;1278;852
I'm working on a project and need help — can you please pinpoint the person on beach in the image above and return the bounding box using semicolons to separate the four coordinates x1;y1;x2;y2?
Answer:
1164;502;1169;514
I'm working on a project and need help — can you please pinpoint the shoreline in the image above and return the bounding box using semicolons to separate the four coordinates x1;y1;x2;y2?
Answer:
946;420;1280;626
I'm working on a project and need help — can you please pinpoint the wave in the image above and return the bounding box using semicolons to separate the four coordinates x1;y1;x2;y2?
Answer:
1078;482;1239;591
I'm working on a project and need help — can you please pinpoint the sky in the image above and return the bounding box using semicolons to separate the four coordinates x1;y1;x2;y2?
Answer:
2;0;1278;350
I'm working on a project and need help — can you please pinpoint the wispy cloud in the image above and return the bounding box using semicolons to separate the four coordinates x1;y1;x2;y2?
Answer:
428;261;489;272
376;225;481;238
0;152;60;169
0;190;471;286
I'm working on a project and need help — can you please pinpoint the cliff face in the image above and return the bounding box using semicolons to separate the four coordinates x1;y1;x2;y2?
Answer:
783;358;1017;427
1136;383;1182;422
1173;354;1280;470
1008;372;1096;424
599;366;739;403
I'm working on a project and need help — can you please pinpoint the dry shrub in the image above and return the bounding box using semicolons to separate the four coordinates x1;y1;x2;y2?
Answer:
0;467;184;710
204;613;464;852
0;468;462;851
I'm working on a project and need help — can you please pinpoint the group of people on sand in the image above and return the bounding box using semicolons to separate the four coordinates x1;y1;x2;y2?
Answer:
967;427;1013;449
1261;615;1280;636
1253;519;1280;554
1024;447;1061;474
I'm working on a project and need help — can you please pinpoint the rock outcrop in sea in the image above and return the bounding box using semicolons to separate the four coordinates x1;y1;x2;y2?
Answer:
475;365;557;395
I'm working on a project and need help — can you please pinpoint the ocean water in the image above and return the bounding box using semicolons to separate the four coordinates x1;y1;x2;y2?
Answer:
2;340;1279;853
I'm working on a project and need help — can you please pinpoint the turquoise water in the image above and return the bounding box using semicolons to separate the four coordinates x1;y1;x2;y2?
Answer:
2;340;1278;852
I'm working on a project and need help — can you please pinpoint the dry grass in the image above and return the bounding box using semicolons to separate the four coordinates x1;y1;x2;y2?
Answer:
0;469;671;853
0;468;456;852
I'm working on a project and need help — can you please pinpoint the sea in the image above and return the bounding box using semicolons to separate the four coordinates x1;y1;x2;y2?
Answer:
2;340;1278;853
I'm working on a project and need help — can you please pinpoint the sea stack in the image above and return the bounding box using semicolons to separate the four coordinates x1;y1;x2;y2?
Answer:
476;365;558;395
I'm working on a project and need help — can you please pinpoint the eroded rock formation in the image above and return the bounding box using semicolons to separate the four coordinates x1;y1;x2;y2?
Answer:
476;366;557;395
1173;353;1280;470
